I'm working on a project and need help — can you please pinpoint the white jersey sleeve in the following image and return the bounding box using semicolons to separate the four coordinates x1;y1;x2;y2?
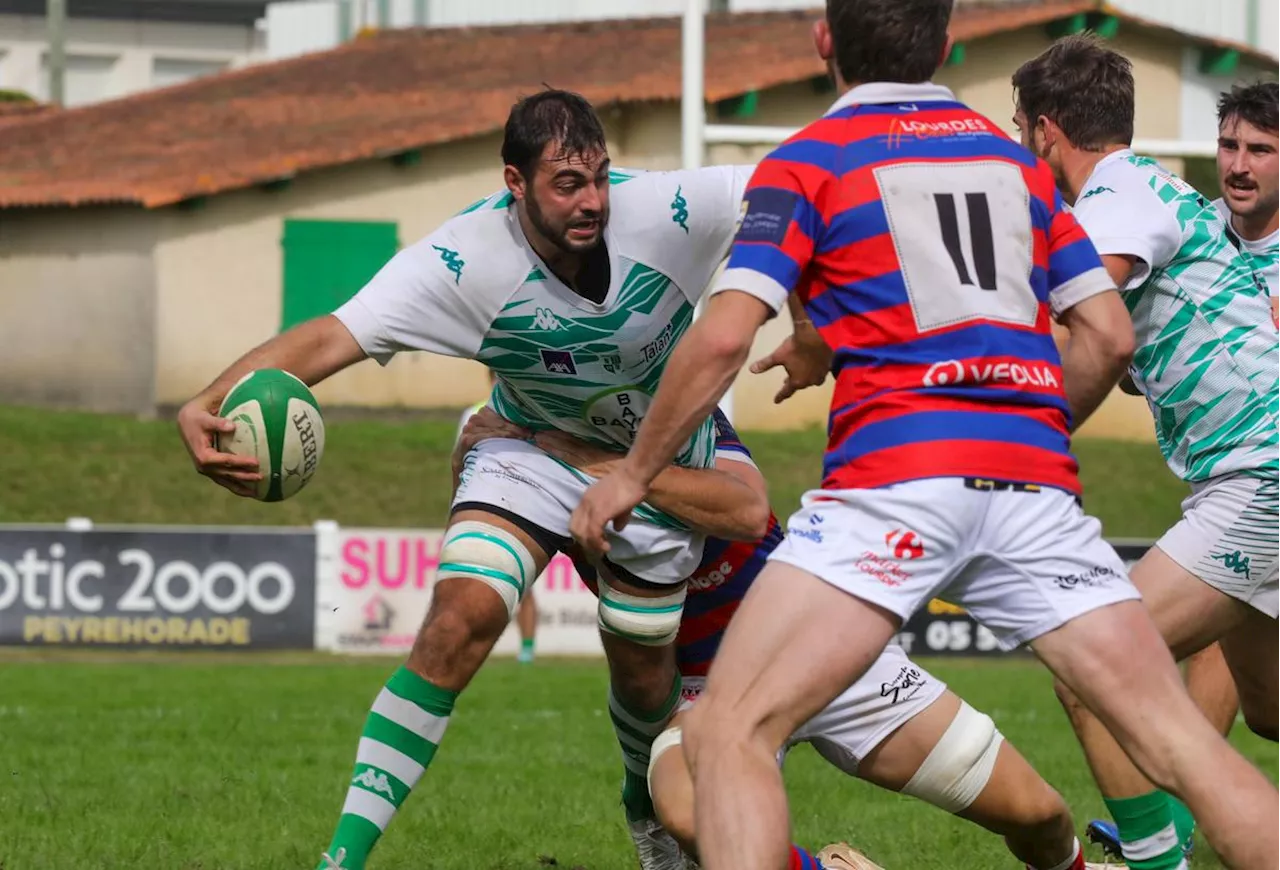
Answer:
336;208;534;365
609;165;753;304
1071;158;1182;291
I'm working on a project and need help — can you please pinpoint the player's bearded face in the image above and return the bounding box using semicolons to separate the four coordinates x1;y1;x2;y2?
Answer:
526;147;612;254
1218;117;1279;222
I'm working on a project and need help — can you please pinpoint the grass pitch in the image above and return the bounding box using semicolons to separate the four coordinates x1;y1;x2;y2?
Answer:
0;405;1185;538
1;653;1274;870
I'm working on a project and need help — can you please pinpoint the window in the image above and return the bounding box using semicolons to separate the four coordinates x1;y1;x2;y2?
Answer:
39;54;117;106
281;219;400;331
152;58;227;90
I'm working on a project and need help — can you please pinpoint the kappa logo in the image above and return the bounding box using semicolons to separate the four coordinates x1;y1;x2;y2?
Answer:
885;529;925;560
1211;550;1253;581
1080;185;1116;201
532;307;562;331
352;767;396;801
432;245;465;284
671;185;690;233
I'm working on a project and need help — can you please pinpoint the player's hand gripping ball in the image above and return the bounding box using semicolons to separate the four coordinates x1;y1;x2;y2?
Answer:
216;369;326;502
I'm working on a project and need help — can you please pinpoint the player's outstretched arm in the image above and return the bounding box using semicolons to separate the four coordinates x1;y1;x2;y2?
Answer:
177;314;367;495
534;430;770;541
1056;285;1136;431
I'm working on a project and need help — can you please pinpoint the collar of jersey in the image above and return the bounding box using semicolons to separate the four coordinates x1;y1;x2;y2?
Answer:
825;81;959;115
1092;147;1135;172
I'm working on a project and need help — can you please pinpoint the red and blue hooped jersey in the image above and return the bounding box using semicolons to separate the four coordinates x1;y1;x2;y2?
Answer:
711;82;1114;496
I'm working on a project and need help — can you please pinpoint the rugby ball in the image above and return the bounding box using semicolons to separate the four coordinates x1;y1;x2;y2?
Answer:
216;369;326;502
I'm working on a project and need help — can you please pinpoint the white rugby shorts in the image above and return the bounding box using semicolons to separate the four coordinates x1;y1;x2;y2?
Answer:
678;644;947;770
767;478;1141;650
1158;474;1278;618
454;437;705;586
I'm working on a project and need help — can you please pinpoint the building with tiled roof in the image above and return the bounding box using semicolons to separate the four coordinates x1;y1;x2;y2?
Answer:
0;2;1274;437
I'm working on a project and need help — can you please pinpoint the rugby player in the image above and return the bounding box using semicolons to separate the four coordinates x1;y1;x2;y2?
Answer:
458;403;1102;870
175;89;757;870
571;3;1280;870
1088;77;1279;865
1011;37;1279;870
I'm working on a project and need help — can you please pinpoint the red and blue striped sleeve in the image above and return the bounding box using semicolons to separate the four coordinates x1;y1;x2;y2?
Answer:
709;144;833;314
1045;188;1114;316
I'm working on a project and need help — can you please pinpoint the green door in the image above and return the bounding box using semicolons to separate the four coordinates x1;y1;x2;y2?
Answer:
280;218;400;331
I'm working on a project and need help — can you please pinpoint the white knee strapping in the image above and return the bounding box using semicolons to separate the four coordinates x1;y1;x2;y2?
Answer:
437;521;537;619
647;726;684;794
901;701;1004;814
598;577;686;646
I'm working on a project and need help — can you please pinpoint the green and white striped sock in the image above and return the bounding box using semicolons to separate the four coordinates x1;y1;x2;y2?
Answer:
609;674;682;824
1105;792;1188;870
318;667;457;870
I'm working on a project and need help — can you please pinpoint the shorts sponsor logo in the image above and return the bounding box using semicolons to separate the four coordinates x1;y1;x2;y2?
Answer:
791;528;823;543
1211;550;1252;580
922;360;1060;389
1053;565;1119;590
884;529;925;560
880;664;927;704
856;551;910;587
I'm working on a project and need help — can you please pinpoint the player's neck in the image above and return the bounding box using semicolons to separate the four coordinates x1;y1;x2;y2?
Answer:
519;211;586;285
1061;144;1128;206
1231;209;1278;241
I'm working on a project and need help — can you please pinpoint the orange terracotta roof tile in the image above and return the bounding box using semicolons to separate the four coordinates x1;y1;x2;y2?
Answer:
0;2;1270;209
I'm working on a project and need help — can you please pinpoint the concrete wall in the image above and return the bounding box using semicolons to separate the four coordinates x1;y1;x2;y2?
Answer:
0;14;261;106
0;207;158;413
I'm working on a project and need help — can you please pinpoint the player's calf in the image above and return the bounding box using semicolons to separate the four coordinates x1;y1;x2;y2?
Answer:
316;513;547;870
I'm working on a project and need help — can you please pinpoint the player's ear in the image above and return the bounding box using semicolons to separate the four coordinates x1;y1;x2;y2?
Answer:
503;164;526;201
1036;115;1059;156
812;18;833;62
937;34;955;69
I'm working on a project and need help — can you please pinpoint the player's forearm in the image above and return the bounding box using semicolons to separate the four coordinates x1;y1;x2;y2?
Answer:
622;322;751;487
643;466;770;541
1060;330;1133;431
192;315;365;411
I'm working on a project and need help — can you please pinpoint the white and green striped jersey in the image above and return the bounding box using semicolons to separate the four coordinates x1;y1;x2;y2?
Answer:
1213;197;1278;301
336;165;752;471
1072;150;1279;483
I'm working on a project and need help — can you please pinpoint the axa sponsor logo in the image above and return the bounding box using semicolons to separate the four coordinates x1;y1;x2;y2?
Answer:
922;359;1060;388
352;767;396;801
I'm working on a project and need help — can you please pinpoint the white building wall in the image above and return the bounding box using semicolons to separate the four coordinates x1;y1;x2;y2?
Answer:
0;13;263;106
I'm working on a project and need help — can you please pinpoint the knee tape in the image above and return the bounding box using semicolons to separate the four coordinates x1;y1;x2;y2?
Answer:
901;701;1004;814
438;521;537;619
647;726;684;795
597;577;686;646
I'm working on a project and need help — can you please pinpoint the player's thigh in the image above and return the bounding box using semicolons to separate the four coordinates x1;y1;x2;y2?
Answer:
686;561;900;759
413;507;555;686
1030;599;1199;782
1220;607;1279;739
1127;544;1249;659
